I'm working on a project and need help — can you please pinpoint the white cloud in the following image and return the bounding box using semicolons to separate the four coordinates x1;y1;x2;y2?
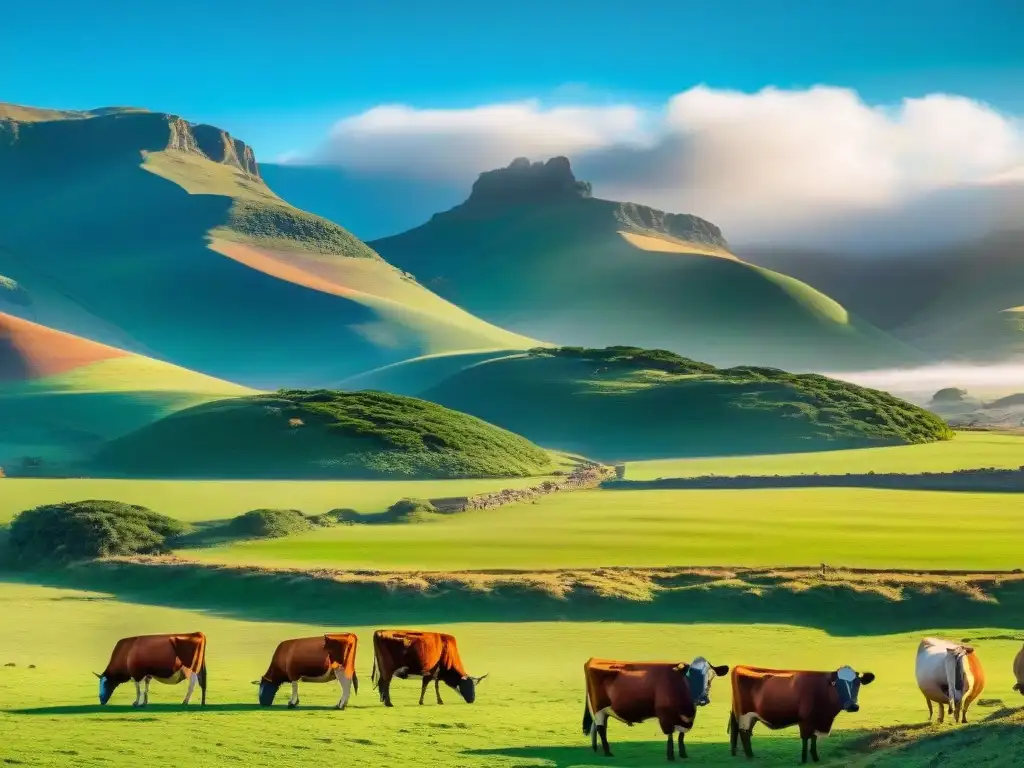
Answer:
309;100;647;179
293;86;1024;249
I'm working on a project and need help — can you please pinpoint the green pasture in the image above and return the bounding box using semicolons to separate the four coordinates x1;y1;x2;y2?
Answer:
625;431;1024;480
184;486;1024;571
0;477;550;525
1;580;1021;767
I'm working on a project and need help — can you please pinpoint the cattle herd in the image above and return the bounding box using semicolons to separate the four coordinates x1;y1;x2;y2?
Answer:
95;630;1024;764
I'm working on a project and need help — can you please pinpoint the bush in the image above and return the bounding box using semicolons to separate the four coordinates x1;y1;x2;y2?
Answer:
7;500;190;563
386;498;439;523
310;508;360;526
227;509;311;539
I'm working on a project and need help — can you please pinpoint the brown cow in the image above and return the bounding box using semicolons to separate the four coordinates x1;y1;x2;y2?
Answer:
255;634;358;709
729;664;875;763
583;656;729;761
1013;644;1024;695
370;630;487;707
96;632;207;707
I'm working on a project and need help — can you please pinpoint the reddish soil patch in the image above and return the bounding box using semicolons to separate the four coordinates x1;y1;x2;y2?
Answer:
0;312;128;383
209;240;362;299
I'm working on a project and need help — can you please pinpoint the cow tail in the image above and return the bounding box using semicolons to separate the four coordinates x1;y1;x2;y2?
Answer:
371;654;379;688
582;696;594;736
199;660;208;707
352;671;359;695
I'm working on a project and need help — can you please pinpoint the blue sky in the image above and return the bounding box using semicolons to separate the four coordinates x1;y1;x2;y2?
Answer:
4;0;1022;159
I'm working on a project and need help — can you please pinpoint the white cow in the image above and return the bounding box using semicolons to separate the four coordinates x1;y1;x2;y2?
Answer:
914;637;985;724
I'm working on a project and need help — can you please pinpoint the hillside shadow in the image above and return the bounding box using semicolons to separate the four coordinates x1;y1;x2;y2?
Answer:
5;563;1024;638
10;703;260;715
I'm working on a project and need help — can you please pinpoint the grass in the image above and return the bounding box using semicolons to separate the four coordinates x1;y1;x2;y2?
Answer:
183;487;1024;571
0;477;555;525
417;347;951;461
93;390;557;479
0;580;1021;767
626;431;1024;480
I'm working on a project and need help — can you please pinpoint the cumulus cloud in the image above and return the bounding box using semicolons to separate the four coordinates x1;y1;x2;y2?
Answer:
308;100;648;179
292;86;1024;249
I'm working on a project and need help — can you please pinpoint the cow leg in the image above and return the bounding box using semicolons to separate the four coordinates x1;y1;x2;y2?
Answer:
809;735;820;763
677;732;687;759
801;737;809;764
142;676;152;707
961;698;971;724
594;709;613;756
418;676;431;705
182;671;199;706
740;729;754;759
132;679;143;708
286;681;300;709
665;733;675;761
434;677;444;705
936;700;945;724
729;712;739;756
924;695;933;721
334;669;353;710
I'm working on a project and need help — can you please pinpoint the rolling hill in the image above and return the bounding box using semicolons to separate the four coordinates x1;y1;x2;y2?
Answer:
0;103;539;389
373;346;954;460
0;311;253;471
370;157;923;373
92;389;558;479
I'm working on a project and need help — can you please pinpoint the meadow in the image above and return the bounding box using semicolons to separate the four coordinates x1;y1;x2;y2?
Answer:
1;580;1021;768
625;431;1024;480
186;487;1024;571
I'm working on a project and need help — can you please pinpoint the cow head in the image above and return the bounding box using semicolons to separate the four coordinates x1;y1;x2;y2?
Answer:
94;672;117;705
257;677;282;707
944;645;974;719
446;672;488;703
829;666;874;713
682;657;730;707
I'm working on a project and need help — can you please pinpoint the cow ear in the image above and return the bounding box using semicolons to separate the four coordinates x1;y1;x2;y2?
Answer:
829;671;838;685
860;672;876;686
674;663;690;674
713;665;730;676
963;646;975;655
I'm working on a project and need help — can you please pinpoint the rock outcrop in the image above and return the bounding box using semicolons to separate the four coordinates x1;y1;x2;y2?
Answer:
466;156;592;205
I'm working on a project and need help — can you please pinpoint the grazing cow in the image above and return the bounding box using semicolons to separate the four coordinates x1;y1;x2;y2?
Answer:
255;634;359;709
729;664;875;763
582;657;730;761
95;632;207;707
915;637;986;723
370;630;487;707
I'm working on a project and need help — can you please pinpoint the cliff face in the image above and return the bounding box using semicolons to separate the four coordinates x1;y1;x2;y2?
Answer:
0;103;261;179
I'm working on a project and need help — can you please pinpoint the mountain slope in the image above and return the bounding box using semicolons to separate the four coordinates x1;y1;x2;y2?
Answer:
0;312;253;469
410;346;952;460
0;104;538;389
370;157;921;372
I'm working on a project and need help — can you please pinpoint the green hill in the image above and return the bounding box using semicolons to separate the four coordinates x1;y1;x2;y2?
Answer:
0;104;538;389
92;389;557;479
0;311;253;472
410;346;952;460
370;157;922;373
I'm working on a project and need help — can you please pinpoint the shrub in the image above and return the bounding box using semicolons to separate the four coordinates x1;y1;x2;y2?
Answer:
310;508;360;526
227;509;311;539
386;498;439;523
7;500;190;563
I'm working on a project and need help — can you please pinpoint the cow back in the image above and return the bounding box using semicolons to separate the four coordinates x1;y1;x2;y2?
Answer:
374;631;445;677
732;666;825;728
586;659;692;725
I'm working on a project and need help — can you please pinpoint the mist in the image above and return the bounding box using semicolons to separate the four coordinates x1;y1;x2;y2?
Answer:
825;362;1024;404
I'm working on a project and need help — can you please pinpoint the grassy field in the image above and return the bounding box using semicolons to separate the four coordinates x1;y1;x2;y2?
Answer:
626;431;1024;480
0;476;552;524
1;580;1021;767
184;487;1024;571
